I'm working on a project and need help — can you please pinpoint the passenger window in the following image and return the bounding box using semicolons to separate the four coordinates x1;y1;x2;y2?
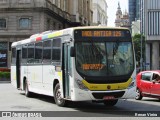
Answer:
22;44;28;64
43;40;51;63
35;42;42;63
27;43;35;63
52;38;61;62
141;72;152;81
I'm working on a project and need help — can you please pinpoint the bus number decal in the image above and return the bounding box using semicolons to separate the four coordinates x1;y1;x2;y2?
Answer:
81;31;122;37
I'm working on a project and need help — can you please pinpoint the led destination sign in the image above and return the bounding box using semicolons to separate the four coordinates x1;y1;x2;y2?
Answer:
81;30;124;37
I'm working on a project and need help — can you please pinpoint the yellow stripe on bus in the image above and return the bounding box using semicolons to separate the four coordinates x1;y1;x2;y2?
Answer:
57;72;62;81
48;31;63;38
82;78;132;91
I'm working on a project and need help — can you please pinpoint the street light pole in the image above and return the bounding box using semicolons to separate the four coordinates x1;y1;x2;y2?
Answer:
140;27;143;71
140;0;143;71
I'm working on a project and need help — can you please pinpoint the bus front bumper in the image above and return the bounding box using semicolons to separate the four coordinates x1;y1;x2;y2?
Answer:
71;86;136;101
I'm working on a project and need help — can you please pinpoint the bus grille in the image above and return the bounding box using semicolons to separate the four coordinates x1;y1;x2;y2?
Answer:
92;91;125;99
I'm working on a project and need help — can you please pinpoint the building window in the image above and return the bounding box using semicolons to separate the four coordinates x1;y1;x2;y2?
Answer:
53;22;56;30
19;17;32;29
59;24;62;30
0;18;7;29
47;19;51;30
18;0;31;3
0;0;7;4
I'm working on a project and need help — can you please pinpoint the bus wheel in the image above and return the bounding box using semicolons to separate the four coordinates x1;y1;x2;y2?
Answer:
103;99;118;106
25;81;32;97
54;83;66;107
135;88;142;100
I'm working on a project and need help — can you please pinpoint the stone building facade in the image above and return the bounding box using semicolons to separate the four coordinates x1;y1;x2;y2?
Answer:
0;0;93;68
92;0;108;25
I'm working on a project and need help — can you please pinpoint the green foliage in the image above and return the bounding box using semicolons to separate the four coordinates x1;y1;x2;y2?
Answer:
0;72;10;79
133;34;145;65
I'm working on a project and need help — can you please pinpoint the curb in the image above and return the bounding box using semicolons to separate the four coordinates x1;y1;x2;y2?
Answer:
0;81;11;83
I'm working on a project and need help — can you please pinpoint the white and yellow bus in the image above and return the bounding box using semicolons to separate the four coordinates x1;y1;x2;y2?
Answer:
11;26;136;107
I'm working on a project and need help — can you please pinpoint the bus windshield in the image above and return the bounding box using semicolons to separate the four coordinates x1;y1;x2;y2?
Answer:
75;41;134;77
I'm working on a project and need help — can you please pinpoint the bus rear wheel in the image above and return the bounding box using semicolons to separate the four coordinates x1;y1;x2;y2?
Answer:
103;99;118;106
25;81;32;97
54;83;67;107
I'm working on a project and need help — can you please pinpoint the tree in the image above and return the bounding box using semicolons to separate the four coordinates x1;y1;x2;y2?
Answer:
132;34;145;67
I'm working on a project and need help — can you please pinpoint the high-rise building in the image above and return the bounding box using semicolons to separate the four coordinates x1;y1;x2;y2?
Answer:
136;0;140;19
0;0;93;68
129;0;140;24
142;0;160;70
129;0;136;24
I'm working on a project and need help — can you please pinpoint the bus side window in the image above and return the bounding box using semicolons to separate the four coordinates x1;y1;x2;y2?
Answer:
22;44;28;64
43;40;51;64
27;43;35;63
11;47;16;65
52;38;61;63
35;42;42;63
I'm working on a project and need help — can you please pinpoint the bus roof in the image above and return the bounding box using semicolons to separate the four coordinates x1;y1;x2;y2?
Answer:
11;26;129;47
72;26;129;30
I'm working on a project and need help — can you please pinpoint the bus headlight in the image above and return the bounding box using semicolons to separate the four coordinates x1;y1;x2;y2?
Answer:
76;79;88;91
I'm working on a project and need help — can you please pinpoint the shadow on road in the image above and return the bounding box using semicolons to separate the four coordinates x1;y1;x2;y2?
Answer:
19;92;160;117
140;98;160;103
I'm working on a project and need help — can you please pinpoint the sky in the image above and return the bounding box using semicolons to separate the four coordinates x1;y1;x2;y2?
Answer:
106;0;128;27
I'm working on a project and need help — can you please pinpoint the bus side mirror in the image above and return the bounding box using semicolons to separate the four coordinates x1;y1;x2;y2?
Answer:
70;47;75;57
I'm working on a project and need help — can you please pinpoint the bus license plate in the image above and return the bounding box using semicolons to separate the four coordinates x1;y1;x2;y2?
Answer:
103;96;115;100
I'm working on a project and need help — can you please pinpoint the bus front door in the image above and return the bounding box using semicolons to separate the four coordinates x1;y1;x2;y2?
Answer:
63;43;71;98
16;50;21;89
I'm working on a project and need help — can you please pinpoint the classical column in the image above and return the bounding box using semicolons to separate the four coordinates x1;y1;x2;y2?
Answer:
152;42;159;70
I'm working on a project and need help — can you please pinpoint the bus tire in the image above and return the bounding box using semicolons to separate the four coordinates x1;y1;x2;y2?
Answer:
25;81;32;97
54;83;67;107
103;99;118;106
135;88;142;100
